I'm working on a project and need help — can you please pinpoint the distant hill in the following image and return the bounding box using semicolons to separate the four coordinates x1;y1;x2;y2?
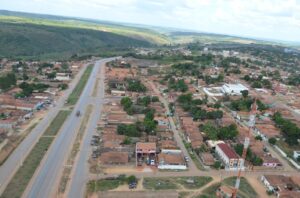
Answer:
0;22;150;59
0;10;299;60
0;10;170;60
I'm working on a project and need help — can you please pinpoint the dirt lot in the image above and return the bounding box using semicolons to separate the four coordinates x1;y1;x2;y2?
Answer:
89;191;178;198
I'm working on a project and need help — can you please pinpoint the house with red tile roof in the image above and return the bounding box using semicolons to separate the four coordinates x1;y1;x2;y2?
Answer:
215;143;244;171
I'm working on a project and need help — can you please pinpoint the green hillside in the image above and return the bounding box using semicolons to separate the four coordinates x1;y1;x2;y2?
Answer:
0;21;150;59
0;10;171;60
0;10;298;60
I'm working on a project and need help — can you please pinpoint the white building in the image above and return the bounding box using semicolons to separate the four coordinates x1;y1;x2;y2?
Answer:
215;143;244;171
157;151;187;170
221;83;248;96
55;73;71;81
293;151;300;160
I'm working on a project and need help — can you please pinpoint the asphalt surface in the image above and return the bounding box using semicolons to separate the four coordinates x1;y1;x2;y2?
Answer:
22;58;114;198
67;59;109;198
0;62;88;195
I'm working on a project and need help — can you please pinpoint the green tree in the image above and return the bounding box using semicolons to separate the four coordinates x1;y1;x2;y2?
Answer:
218;124;238;140
213;161;221;169
243;75;251;81
255;135;263;141
241;90;249;98
201;122;218;140
268;137;277;145
126;175;137;184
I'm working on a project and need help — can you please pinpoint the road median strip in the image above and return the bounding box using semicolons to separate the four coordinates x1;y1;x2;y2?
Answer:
1;110;71;198
58;104;93;195
67;64;94;105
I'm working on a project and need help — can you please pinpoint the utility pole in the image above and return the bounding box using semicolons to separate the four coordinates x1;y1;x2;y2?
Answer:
232;99;257;198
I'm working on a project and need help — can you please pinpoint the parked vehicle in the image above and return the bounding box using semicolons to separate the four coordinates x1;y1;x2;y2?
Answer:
129;181;137;189
150;159;155;165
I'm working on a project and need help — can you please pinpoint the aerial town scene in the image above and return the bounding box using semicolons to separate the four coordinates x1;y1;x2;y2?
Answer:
0;1;300;198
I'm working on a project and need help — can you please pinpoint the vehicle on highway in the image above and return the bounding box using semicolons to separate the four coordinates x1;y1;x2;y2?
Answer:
184;156;189;162
76;110;81;117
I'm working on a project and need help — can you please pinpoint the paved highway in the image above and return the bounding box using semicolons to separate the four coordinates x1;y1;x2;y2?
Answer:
0;62;89;195
22;58;114;198
67;59;109;198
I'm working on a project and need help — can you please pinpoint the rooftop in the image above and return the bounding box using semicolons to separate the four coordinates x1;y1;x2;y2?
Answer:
217;143;239;159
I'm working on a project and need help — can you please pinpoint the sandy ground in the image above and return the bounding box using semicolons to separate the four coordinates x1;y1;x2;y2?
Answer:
246;176;273;198
89;191;178;198
104;165;156;175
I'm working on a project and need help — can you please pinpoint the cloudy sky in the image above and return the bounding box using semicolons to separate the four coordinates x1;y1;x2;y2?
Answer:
1;0;300;42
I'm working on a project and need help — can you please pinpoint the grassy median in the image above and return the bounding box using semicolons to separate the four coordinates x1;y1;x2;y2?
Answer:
67;64;94;105
2;110;71;198
58;105;93;194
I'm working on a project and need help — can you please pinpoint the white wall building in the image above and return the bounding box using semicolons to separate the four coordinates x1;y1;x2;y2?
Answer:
215;143;244;171
55;73;71;81
157;151;187;170
293;151;300;160
221;83;248;96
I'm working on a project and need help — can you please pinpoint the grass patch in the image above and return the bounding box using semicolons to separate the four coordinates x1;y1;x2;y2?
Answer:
86;175;136;193
2;137;53;198
44;110;71;136
175;176;212;189
143;177;178;190
199;177;257;198
67;64;93;105
199;182;221;198
223;177;257;198
276;139;300;157
143;176;212;191
87;179;122;192
178;191;190;198
2;110;71;198
92;78;99;97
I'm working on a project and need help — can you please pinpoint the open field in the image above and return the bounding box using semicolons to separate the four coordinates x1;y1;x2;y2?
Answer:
143;176;212;191
1;110;71;198
0;123;37;166
67;65;93;105
198;177;257;198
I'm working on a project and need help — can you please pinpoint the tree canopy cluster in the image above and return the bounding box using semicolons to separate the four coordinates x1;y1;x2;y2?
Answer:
273;112;300;145
243;74;272;89
0;73;16;91
117;109;157;137
16;82;49;98
287;74;300;86
177;93;223;120
234;144;263;166
168;78;188;92
136;96;159;106
119;96;158;136
121;96;159;115
126;79;147;92
171;62;200;76
200;122;238;140
203;74;224;85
